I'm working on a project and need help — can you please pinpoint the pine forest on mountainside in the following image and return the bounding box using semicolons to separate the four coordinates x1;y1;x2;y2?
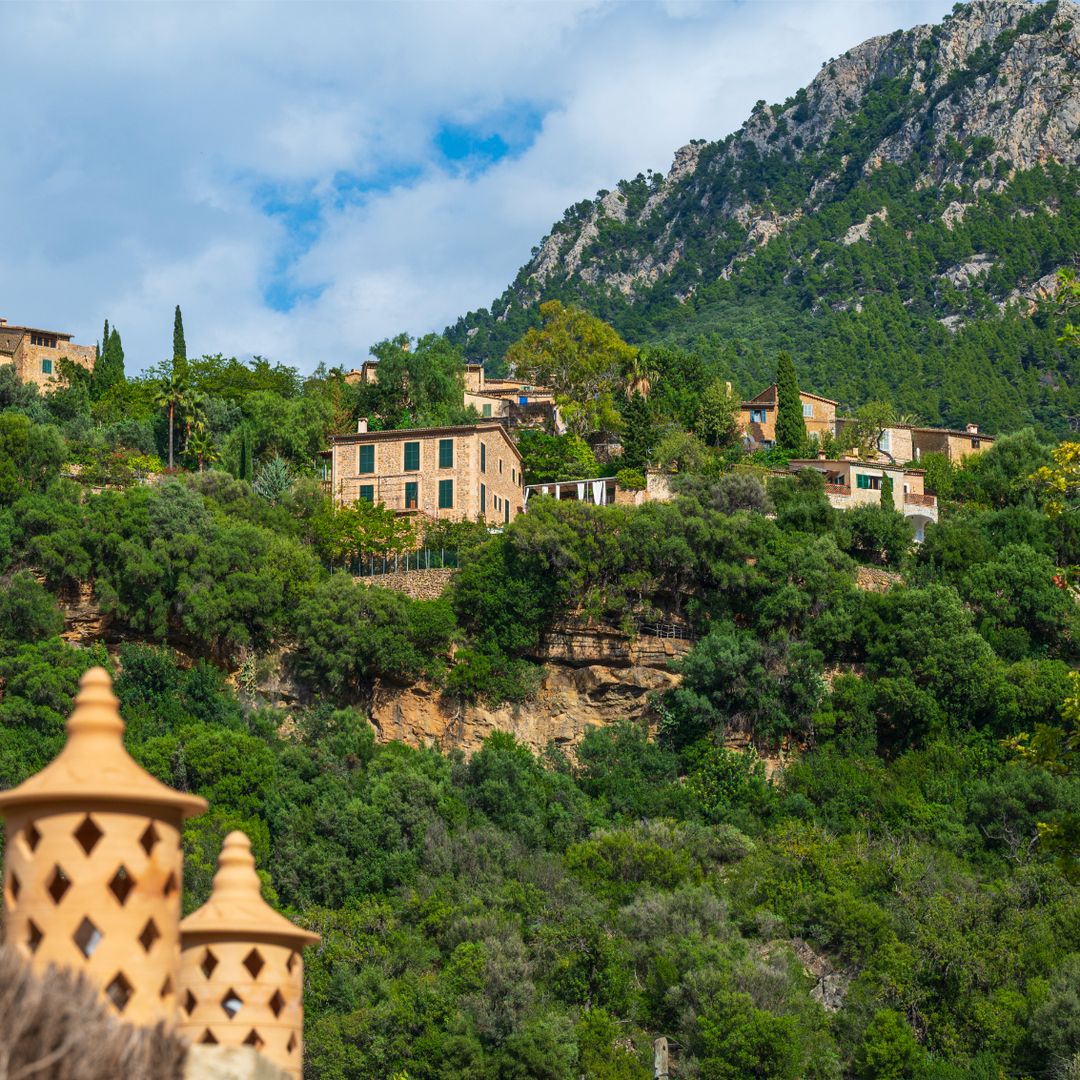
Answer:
448;0;1080;437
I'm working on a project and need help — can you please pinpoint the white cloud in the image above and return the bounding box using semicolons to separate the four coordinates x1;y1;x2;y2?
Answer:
1;0;953;373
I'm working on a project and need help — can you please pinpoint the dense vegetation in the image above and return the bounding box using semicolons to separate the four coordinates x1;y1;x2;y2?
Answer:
1;323;1079;1077
448;2;1080;437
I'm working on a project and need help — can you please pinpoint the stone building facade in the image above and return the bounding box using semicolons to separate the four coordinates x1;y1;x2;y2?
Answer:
0;318;97;391
834;418;993;465
326;421;525;525
740;384;838;447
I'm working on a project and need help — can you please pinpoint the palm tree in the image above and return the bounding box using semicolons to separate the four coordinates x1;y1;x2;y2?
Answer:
154;372;190;469
182;389;208;452
623;351;659;399
187;429;218;472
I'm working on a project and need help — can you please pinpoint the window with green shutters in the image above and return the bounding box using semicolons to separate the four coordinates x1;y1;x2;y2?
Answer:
404;481;418;509
480;442;486;473
403;441;420;471
438;439;453;468
358;484;374;502
856;473;881;490
438;479;453;508
482;404;492;417
504;499;510;524
480;483;486;513
358;444;375;474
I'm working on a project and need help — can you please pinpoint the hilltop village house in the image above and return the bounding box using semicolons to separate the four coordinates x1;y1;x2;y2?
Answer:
324;420;525;525
342;359;563;432
0;317;96;391
740;384;838;446
789;456;938;540
834;417;992;465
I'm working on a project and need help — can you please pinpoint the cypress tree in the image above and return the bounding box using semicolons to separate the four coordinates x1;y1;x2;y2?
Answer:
173;305;187;376
881;473;894;509
774;351;806;454
237;425;254;482
101;319;109;358
620;392;656;469
92;328;125;400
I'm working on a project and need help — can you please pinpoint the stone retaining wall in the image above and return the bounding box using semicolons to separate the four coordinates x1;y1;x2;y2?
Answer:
355;568;455;601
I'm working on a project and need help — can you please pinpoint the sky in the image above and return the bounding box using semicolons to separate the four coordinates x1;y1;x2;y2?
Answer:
3;0;954;375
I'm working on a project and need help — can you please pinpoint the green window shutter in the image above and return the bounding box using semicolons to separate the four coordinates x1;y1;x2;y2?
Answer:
41;359;53;375
358;485;374;503
438;479;453;509
480;483;486;512
482;404;492;418
438;439;454;468
403;441;420;471
405;481;418;509
480;443;486;473
359;445;375;474
504;499;510;524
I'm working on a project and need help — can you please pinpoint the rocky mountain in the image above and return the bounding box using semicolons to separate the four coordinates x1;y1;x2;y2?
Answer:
448;0;1080;434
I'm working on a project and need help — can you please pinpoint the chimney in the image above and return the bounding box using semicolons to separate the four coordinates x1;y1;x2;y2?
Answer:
817;448;826;460
0;317;7;326
357;417;368;434
966;423;979;434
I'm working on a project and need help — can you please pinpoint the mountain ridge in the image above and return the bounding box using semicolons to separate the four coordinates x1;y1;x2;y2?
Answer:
448;0;1080;435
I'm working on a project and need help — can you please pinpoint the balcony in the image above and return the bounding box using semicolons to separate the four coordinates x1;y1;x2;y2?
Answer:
903;491;936;508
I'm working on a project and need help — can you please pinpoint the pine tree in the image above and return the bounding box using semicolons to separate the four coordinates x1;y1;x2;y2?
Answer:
92;328;125;400
881;473;894;509
774;351;806;454
173;305;187;377
620;392;656;469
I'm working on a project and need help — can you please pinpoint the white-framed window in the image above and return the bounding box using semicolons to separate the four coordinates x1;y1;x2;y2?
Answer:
802;402;813;418
877;430;891;453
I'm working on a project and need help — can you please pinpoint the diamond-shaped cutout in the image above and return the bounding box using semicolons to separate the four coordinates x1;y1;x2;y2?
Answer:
7;871;20;904
200;949;218;979
269;989;285;1018
47;865;71;904
73;916;102;958
242;948;264;979
243;1029;264;1050
73;815;102;855
138;918;160;953
183;990;197;1016
139;822;160;856
26;919;43;954
107;865;135;905
286;951;298;974
287;1033;297;1054
160;976;173;1000
163;871;177;898
24;821;41;853
105;971;133;1013
221;988;243;1019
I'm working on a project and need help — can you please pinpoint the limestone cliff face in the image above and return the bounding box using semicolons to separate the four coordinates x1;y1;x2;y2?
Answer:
455;0;1078;327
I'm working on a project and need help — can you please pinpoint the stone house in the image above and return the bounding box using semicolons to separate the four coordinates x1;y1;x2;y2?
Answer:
740;383;838;447
789;457;938;540
325;420;524;525
0;317;96;391
834;418;993;465
464;364;564;432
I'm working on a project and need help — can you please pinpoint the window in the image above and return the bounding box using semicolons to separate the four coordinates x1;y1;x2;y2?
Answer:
511;468;516;484
31;333;57;348
480;483;486;513
877;430;891;453
403;442;420;472
480;443;486;473
404;482;418;510
750;408;768;424
482;404;492;418
498;459;503;474
358;445;374;474
802;402;813;418
438;479;453;509
518;396;529;406
504;500;510;524
358;485;375;502
438;439;453;468
856;474;882;490
971;437;980;448
41;358;53;375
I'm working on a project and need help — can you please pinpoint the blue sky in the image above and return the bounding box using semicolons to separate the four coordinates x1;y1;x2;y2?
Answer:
2;0;953;373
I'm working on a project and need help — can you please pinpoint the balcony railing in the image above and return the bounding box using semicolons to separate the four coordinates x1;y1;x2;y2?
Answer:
904;491;937;508
824;483;852;496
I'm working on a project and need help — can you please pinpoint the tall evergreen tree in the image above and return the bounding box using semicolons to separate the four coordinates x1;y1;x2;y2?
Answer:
100;319;109;358
236;425;254;483
881;473;894;509
92;328;125;400
774;351;806;454
173;305;187;376
620;392;656;470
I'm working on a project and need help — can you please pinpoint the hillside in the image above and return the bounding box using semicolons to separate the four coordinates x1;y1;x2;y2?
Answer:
448;0;1080;435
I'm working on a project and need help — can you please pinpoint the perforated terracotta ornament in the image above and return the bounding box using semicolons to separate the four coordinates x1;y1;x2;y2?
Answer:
0;666;207;1024
179;831;319;1078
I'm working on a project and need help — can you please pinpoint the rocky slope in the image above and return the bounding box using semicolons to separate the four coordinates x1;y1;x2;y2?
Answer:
449;0;1080;433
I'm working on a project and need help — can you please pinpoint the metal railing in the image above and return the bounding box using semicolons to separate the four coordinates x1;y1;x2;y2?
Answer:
334;548;459;577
